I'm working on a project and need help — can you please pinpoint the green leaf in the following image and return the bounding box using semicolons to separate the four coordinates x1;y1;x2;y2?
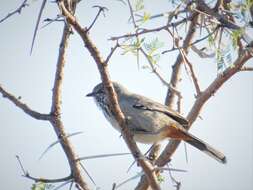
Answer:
31;182;46;190
157;174;165;183
143;38;164;55
134;0;144;12
31;182;54;190
207;35;215;47
231;28;244;49
142;12;151;22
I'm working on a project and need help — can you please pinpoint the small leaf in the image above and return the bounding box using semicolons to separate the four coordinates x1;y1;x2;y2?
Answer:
142;12;151;22
134;0;144;12
231;28;244;49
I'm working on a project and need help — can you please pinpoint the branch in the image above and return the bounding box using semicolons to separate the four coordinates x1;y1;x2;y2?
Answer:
139;48;183;112
105;41;120;64
164;12;199;108
180;49;201;96
156;46;253;168
87;5;108;31
109;16;190;41
49;15;90;190
30;0;47;54
196;0;240;30
191;45;215;58
240;66;253;71
135;11;200;190
58;1;160;189
0;84;50;120
16;155;73;183
126;0;137;28
0;0;29;24
162;26;219;54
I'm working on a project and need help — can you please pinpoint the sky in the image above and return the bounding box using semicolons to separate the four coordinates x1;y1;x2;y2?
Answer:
0;0;252;190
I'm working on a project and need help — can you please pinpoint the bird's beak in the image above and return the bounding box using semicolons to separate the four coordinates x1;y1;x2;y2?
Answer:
86;92;95;97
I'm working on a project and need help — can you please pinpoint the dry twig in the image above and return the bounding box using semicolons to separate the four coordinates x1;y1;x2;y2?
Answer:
0;0;29;23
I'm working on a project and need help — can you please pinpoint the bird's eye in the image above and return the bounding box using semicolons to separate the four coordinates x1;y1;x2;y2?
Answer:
98;89;104;94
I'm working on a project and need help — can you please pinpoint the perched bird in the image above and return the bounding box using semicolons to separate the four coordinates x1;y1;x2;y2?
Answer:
86;82;226;164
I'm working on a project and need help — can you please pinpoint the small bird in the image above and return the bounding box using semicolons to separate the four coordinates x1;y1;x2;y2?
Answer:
86;82;226;164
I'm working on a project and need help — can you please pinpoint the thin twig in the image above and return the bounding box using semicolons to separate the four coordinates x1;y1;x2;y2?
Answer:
41;15;64;29
87;5;108;31
105;41;120;64
162;26;219;54
240;66;253;71
30;0;47;55
180;49;201;96
126;0;137;28
110;16;191;41
0;84;50;120
191;45;215;58
16;155;73;183
0;0;28;24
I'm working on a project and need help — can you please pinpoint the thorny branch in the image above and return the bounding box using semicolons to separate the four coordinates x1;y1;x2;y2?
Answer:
180;49;201;96
58;1;161;189
16;155;73;183
0;0;28;23
87;5;108;31
1;1;90;189
0;85;50;120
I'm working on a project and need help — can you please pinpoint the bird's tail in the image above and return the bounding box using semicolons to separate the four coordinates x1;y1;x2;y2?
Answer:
166;125;226;163
183;132;227;164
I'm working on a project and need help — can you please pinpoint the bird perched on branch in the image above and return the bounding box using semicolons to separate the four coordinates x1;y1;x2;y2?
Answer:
86;82;226;164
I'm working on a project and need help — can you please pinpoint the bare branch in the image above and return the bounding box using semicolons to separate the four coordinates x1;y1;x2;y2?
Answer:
105;41;120;64
87;5;108;32
110;16;191;41
196;0;240;30
30;0;47;54
0;0;28;24
164;12;199;108
180;49;201;96
240;66;253;71
58;1;160;189
0;84;50;120
136;12;200;190
16;155;73;183
156;47;253;168
49;18;90;190
41;15;64;29
162;26;219;54
126;0;137;28
191;45;215;58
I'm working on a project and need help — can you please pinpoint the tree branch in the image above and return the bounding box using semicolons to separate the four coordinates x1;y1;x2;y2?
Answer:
87;5;108;32
109;16;191;41
240;66;253;71
48;12;90;190
135;11;200;190
164;12;199;108
0;84;50;120
156;46;253;167
0;0;29;24
58;1;161;189
196;0;240;30
180;49;201;96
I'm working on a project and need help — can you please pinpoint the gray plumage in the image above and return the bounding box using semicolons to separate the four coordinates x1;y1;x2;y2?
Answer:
87;82;226;164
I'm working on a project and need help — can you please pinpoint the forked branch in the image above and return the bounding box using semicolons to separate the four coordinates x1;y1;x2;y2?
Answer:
58;1;161;189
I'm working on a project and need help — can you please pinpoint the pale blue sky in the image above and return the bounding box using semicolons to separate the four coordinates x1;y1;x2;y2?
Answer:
0;0;252;190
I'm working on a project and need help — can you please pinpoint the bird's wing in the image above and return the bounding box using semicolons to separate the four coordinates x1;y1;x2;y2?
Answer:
131;94;189;127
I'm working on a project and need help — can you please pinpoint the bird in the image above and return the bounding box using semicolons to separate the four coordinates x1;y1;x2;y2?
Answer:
86;82;226;164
